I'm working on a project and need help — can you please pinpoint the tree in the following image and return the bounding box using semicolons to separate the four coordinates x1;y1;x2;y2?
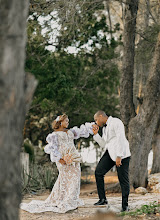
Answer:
0;0;37;219
128;32;160;187
24;1;121;145
121;29;160;189
151;120;160;174
120;0;138;134
133;24;160;175
120;0;160;188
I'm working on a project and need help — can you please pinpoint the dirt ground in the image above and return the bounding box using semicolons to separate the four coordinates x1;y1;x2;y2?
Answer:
20;174;160;220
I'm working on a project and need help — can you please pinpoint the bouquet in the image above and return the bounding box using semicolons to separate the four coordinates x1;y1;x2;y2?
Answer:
62;148;82;165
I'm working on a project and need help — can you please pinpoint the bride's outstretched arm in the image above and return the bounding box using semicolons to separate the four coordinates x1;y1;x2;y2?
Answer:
70;122;95;139
44;133;62;162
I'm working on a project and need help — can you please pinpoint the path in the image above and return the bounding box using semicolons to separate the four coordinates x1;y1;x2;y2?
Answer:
20;190;160;220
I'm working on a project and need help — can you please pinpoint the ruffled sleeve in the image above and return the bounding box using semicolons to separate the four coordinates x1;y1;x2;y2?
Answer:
44;132;62;162
70;122;94;140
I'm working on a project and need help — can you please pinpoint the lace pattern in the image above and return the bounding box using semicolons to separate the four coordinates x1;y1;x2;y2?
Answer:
43;122;94;162
44;133;62;162
20;130;85;213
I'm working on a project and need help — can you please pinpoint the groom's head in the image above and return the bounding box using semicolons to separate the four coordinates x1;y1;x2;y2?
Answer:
94;110;108;127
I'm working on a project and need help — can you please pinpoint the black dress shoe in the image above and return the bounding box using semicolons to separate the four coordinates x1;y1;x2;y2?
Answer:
94;198;108;206
121;206;130;212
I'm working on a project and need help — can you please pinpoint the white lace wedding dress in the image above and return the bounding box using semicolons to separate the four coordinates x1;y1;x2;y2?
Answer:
20;123;93;213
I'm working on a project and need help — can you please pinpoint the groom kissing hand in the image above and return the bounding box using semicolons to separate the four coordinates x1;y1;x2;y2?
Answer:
92;121;122;167
92;111;131;212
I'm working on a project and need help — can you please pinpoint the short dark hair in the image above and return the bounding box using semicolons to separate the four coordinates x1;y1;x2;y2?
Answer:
94;110;107;117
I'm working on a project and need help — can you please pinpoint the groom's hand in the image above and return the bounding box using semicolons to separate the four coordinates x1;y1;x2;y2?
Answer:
92;124;99;135
116;157;122;167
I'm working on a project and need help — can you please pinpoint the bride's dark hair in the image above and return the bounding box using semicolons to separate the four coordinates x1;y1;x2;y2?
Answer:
52;114;68;130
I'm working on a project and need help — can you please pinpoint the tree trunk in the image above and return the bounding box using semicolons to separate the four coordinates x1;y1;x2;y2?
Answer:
151;120;160;174
144;0;150;28
106;1;113;39
129;32;160;188
120;0;138;135
0;1;37;219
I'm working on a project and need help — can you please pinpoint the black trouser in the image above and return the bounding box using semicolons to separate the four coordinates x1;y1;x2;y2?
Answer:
95;150;130;209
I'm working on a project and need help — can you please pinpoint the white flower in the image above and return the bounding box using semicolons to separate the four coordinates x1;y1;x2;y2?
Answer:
55;116;60;122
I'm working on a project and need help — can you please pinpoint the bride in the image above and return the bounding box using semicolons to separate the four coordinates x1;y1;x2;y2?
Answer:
20;114;93;213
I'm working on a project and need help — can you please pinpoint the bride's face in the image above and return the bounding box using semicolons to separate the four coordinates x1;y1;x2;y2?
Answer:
61;117;69;128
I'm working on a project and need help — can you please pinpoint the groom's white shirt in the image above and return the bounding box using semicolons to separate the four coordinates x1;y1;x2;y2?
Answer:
93;116;131;161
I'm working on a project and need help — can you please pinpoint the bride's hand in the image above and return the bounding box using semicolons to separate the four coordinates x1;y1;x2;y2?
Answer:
63;154;73;165
92;124;99;135
59;158;66;165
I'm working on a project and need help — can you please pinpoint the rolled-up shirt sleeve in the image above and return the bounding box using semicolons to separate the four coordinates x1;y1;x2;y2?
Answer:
70;122;94;140
44;133;62;162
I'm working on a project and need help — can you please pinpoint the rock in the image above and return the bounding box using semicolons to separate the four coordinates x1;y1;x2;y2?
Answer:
148;173;160;192
148;173;160;186
151;183;160;193
135;187;148;195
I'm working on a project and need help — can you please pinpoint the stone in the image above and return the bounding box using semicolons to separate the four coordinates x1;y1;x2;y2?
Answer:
135;187;148;195
148;173;160;192
151;183;160;193
148;173;160;187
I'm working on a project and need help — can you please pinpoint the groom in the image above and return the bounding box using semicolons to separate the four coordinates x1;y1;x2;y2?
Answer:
92;110;131;212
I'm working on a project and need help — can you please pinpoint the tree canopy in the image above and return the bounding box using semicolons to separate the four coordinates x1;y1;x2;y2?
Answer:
24;1;121;144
